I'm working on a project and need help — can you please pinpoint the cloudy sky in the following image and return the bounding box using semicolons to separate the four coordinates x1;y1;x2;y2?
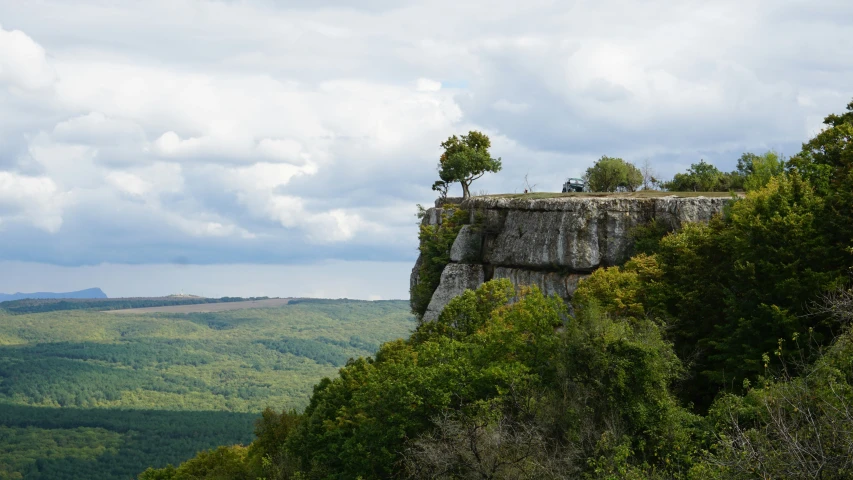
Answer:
1;0;851;299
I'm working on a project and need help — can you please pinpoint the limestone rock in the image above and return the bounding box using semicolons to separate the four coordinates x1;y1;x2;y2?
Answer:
449;225;483;263
653;197;730;228
479;196;729;270
492;267;588;300
415;196;733;322
409;252;423;312
422;207;443;226
422;264;484;322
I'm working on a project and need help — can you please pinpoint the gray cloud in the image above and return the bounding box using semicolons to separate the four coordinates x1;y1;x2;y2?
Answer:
0;0;852;282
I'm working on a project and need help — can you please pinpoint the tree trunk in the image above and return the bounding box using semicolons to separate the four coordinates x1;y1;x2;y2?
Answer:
461;181;470;199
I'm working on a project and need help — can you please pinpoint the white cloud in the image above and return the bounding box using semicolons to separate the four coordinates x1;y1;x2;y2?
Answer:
305;209;364;243
52;112;147;146
256;138;312;165
165;215;255;240
416;78;442;92
0;172;66;232
152;131;205;157
105;171;151;197
0;0;851;273
492;99;529;113
0;24;57;91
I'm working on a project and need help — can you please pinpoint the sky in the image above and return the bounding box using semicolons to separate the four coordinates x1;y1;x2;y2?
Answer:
0;0;851;299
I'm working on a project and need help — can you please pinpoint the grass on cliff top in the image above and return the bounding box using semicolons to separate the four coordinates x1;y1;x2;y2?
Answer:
479;191;739;200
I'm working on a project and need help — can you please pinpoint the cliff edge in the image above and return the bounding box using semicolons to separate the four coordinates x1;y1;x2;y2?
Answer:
412;194;733;321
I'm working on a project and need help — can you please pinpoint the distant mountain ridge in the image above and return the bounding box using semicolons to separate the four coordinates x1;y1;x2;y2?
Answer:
0;288;108;302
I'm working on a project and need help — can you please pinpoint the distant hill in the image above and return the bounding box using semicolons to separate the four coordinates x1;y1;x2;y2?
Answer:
0;288;108;302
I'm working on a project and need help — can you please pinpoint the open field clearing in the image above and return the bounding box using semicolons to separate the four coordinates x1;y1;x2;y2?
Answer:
106;297;294;313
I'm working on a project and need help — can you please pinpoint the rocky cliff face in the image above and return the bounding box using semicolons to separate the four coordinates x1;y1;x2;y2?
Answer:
412;195;732;322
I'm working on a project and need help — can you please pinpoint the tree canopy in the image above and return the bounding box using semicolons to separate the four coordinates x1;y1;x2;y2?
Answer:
437;131;502;199
584;156;642;192
736;151;785;191
662;160;733;191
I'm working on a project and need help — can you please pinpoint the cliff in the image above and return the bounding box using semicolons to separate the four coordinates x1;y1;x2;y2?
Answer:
412;194;733;322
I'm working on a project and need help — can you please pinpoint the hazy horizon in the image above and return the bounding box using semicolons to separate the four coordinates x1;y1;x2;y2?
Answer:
0;260;412;300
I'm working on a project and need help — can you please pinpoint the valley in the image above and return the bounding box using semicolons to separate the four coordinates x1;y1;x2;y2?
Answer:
0;298;415;479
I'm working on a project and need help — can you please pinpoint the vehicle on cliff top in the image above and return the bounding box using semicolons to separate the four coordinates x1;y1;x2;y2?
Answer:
562;177;585;192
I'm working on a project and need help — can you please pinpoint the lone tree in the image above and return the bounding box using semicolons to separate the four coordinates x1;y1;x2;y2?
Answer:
437;131;502;200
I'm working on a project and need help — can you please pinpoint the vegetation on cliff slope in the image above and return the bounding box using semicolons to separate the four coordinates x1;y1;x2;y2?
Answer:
142;99;853;479
410;206;468;318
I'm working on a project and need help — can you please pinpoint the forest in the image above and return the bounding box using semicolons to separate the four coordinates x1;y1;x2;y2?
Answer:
144;99;853;479
0;299;415;479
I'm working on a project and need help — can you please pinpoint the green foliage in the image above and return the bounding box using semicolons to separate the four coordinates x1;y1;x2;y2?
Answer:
240;280;569;479
663;151;783;194
561;302;700;475
584;156;642;192
139;446;252;480
437;131;502;199
788;99;853;271
0;300;414;479
694;321;853;479
0;425;122;479
165;280;701;479
737;151;785;192
624;161;643;192
655;174;846;406
0;301;414;411
788;99;853;195
411;278;516;343
629;219;674;256
662;160;743;192
0;405;257;480
410;206;468;317
572;254;663;320
576;107;853;407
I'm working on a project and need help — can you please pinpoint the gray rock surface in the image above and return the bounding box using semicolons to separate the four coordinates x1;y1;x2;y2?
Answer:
422;264;485;322
415;195;732;320
492;267;588;300
409;252;424;312
477;196;730;270
422;206;448;227
449;225;483;263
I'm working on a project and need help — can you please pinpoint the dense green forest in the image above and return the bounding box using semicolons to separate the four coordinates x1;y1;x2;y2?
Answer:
146;99;853;479
0;406;258;480
0;299;415;479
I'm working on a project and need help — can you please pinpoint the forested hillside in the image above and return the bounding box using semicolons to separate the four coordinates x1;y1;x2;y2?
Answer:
0;299;415;479
145;99;853;479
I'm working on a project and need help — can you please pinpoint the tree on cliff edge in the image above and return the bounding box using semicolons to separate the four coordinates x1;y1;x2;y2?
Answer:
437;131;502;199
